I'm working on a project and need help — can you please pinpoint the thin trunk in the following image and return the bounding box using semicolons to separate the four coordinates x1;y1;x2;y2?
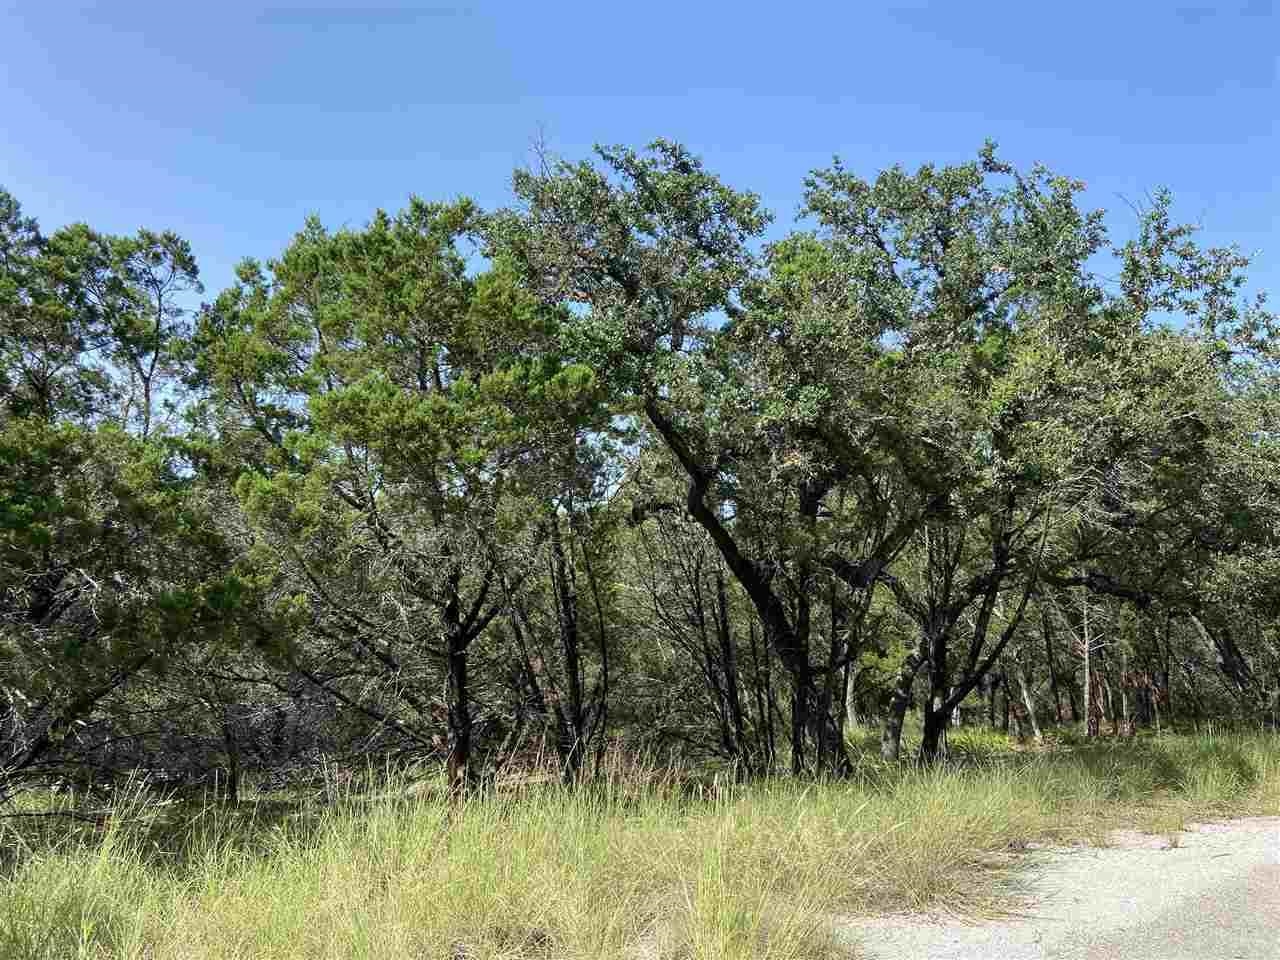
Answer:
1153;678;1162;736
1083;590;1097;738
789;578;814;775
550;524;586;783
1159;665;1171;723
687;559;733;756
715;569;747;768
790;665;809;775
1161;615;1175;722
1043;609;1064;723
1002;673;1024;740
759;622;782;769
221;706;240;805
1014;659;1042;744
1002;676;1012;734
445;629;471;791
1100;670;1111;732
1120;650;1132;737
816;586;851;775
747;618;773;769
583;543;611;780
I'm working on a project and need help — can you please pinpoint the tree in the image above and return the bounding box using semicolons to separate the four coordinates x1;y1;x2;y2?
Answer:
1034;193;1280;721
493;141;944;774
0;188;248;802
193;200;605;788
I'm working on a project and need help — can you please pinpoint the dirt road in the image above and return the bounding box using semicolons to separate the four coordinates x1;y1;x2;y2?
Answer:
843;817;1280;959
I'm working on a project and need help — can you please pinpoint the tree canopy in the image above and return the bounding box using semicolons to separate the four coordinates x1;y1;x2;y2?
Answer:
2;142;1277;799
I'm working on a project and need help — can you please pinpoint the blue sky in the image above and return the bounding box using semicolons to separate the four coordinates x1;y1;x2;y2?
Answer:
2;1;1276;299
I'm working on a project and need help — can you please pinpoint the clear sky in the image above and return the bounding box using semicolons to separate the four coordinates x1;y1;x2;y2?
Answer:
2;1;1277;299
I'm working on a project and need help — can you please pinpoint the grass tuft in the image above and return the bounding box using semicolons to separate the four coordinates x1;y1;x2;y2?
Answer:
1;731;1277;959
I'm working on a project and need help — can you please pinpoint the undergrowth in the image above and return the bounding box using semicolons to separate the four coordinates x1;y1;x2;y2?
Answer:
1;731;1277;960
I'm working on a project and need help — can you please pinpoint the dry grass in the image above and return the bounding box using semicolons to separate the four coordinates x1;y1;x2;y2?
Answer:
1;731;1277;960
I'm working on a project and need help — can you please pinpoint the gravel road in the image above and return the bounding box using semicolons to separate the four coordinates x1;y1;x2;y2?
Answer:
842;817;1280;959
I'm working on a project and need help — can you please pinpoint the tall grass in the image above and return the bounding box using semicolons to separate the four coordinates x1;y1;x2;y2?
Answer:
1;732;1277;960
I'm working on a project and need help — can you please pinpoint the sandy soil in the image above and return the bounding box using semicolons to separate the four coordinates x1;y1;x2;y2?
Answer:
841;817;1280;959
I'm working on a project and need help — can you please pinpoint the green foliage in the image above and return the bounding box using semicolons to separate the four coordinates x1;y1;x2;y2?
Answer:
0;188;252;802
3;134;1279;801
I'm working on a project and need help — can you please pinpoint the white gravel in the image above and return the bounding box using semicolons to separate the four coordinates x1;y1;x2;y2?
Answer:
840;817;1280;959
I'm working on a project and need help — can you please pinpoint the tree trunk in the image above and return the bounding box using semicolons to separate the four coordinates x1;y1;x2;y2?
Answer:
1160;616;1176;722
221;707;241;805
550;524;587;783
918;624;950;764
814;590;839;773
583;546;612;780
1002;673;1024;740
1120;650;1133;738
880;692;911;761
1103;672;1116;735
1066;682;1081;724
1082;590;1097;738
1014;659;1042;744
790;663;809;775
1159;664;1172;724
747;618;776;769
716;569;748;769
815;587;853;776
843;660;861;727
1042;609;1065;723
445;629;472;791
919;702;948;762
1191;614;1259;707
648;400;822;770
881;642;925;760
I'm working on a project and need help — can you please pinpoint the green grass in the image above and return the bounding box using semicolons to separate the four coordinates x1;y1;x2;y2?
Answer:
1;731;1277;960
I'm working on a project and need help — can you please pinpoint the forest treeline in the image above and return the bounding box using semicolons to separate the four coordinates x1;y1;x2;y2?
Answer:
3;142;1278;801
